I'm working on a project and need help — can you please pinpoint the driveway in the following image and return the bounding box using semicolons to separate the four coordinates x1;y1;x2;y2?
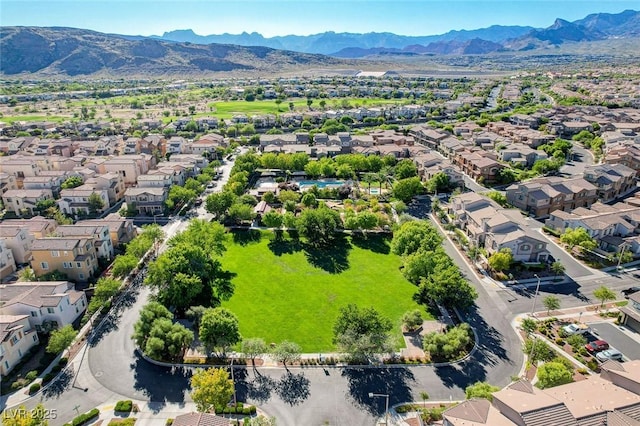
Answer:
560;144;594;178
589;322;640;361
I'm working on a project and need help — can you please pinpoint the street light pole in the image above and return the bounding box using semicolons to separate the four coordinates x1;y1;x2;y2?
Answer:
368;392;390;425
617;243;628;273
230;352;237;406
530;274;541;318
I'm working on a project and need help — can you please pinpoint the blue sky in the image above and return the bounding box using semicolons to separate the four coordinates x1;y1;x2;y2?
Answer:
1;0;638;37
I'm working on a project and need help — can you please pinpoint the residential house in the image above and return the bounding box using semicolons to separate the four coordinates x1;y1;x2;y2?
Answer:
0;172;18;196
30;237;98;282
124;187;167;215
605;144;640;172
0;239;16;279
545;202;640;255
103;155;154;186
2;189;54;216
22;174;65;198
169;154;209;170
167;136;188;154
0;315;39;376
0;281;87;332
52;225;114;261
446;369;640;426
123;137;142;154
57;186;110;217
0;156;42;187
0;216;58;239
620;293;640;335
506;177;598;219
583;163;637;202
81;214;136;247
409;125;450;150
0;226;34;264
172;413;230;426
454;150;504;184
497;144;547;168
84;172;126;205
190;134;225;157
450;193;550;263
136;173;173;188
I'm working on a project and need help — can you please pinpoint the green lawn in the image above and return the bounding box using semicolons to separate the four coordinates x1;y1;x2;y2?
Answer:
221;230;430;352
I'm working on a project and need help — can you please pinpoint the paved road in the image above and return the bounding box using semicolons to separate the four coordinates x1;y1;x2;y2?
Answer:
10;154;525;426
560;144;594;178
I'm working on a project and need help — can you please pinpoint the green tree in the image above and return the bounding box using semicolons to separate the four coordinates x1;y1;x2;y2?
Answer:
18;267;36;282
523;338;554;362
521;318;538;335
488;248;513;272
111;254;139;278
333;304;393;361
593;285;616;308
261;211;283;228
245;416;277;426
301;193;318;208
145;318;194;361
87;277;121;314
422;323;473;362
35;199;56;215
271;341;302;368
199;307;241;356
391;220;443;256
560;228;596;252
278;190;300;204
61;176;83;189
401;309;423;332
414;263;477;309
536;361;573;389
542;295;560;315
566;334;587;352
190;368;234;413
465;381;500;401
242;338;267;365
166;185;197;210
46;325;77;354
205;191;236;219
228;202;256;224
296;206;342;246
87;192;105;214
2;403;49;426
425;172;450;193
392;177;424;202
394;159;418;180
168;219;226;256
132;302;173;348
550;261;565;276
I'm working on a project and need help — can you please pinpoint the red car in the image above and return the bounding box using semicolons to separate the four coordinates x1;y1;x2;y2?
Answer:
585;340;609;353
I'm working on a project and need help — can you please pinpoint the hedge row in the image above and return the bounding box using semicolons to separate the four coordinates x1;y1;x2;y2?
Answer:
64;408;99;426
115;400;133;412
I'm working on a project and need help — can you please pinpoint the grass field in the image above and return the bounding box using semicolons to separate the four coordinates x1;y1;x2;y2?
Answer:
221;230;430;352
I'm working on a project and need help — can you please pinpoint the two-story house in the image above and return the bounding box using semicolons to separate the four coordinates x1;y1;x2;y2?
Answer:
22;174;66;198
0;281;87;332
0;226;34;265
583;163;637;202
57;187;110;217
0;239;16;279
30;237;98;282
621;292;640;334
124;187;167;215
84;172;126;205
0;172;18;196
81;213;136;247
2;188;54;216
0;315;39;376
51;224;114;261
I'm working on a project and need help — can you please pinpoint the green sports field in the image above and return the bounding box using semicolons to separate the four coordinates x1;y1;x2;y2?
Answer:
221;231;430;352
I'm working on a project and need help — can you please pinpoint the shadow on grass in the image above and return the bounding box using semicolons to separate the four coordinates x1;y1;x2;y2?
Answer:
231;229;262;246
350;233;391;255
303;235;351;274
267;231;303;256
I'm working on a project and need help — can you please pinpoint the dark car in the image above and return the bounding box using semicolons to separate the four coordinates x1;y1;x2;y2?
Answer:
622;286;640;298
585;340;609;353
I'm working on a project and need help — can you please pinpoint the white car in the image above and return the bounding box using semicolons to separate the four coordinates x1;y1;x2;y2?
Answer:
596;349;623;362
562;323;590;335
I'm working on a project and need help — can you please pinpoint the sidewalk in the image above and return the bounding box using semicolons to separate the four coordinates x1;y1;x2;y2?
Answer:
92;400;199;426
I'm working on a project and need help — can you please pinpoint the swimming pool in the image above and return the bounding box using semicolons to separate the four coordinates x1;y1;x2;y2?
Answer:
296;179;345;189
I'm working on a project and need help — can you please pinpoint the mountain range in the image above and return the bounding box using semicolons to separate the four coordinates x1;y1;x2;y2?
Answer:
1;9;639;76
154;9;640;57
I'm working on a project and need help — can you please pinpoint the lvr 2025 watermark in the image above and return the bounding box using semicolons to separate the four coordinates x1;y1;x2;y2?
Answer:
5;408;57;419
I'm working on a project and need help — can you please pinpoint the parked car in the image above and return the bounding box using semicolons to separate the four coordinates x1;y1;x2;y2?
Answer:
585;340;609;353
194;198;203;206
596;349;623;362
562;323;591;335
622;286;640;298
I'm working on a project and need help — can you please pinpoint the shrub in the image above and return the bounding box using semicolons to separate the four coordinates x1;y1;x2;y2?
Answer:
165;420;174;426
115;400;133;412
25;370;38;381
107;419;136;426
577;368;588;374
29;383;41;394
555;338;564;345
59;357;68;366
52;365;63;373
42;373;55;383
587;360;599;371
65;408;100;426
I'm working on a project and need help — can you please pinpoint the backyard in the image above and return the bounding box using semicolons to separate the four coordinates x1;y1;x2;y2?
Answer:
221;230;429;352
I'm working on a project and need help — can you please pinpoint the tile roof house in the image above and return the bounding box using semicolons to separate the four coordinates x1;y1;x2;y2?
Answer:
2;188;54;216
124;187;167;215
583;163;637;202
506;177;598;219
0;281;87;332
30;237;98;282
0;315;39;376
0;239;16;279
81;214;137;247
172;412;230;426
0;225;34;265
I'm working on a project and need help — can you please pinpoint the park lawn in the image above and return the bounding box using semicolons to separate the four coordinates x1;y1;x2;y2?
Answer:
0;115;69;124
221;231;430;352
